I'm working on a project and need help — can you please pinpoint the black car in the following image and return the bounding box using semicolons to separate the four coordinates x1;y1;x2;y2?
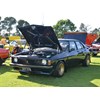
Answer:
10;25;91;77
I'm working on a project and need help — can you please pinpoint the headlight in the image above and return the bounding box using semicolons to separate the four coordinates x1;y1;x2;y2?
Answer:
42;59;47;65
41;60;52;65
14;57;18;63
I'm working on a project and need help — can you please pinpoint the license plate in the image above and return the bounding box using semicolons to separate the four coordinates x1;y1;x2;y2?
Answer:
22;68;31;71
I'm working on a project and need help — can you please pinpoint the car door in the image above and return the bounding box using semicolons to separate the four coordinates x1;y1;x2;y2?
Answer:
75;41;86;60
66;41;79;66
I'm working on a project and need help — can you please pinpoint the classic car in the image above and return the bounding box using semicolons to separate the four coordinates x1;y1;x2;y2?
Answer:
10;25;91;77
89;37;100;56
0;47;9;65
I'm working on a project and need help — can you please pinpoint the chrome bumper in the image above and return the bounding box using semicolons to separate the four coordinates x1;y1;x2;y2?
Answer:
10;63;53;69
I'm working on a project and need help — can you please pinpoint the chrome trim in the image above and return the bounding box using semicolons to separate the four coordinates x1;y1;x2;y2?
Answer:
10;63;53;69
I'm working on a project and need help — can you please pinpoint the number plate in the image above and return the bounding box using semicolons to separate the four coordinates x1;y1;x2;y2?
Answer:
22;68;31;71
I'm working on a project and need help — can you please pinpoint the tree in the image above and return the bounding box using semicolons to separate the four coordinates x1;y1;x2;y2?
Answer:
16;20;30;36
79;23;91;32
0;17;30;36
17;20;30;27
0;17;17;36
53;19;76;38
91;28;100;34
0;17;2;32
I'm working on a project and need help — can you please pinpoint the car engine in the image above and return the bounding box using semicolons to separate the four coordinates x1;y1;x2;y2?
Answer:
33;47;58;58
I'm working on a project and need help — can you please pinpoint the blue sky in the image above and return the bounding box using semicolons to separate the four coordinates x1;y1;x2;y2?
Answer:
0;0;100;29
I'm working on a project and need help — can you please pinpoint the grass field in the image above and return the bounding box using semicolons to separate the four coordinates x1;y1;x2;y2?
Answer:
0;55;100;87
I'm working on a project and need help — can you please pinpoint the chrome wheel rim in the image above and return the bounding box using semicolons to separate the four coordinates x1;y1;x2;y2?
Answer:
87;59;90;66
58;63;64;76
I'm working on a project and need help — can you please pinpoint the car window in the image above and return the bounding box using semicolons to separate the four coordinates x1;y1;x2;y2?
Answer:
76;41;84;50
69;41;77;51
59;41;69;51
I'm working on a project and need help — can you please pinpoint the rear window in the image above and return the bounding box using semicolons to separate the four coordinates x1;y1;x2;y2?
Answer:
76;41;84;50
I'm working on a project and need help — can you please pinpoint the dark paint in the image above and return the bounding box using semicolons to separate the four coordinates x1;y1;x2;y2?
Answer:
11;25;90;76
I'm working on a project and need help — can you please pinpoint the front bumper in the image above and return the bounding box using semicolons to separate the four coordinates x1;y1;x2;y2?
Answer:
11;63;54;75
10;63;53;69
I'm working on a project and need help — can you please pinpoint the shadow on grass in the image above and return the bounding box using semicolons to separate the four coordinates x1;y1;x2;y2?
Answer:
92;55;100;58
0;64;13;74
0;58;13;74
17;64;100;87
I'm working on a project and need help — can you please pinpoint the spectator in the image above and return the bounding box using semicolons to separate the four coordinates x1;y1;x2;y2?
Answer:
11;44;21;54
0;37;7;45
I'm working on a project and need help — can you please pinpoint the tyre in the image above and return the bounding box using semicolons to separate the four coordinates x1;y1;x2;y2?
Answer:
0;58;3;65
92;53;97;57
82;55;90;67
53;61;65;77
19;71;27;75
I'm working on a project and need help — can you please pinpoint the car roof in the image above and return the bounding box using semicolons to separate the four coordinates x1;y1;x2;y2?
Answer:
58;38;80;41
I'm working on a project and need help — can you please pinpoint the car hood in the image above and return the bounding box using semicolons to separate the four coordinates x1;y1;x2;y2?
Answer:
93;37;100;43
18;25;62;50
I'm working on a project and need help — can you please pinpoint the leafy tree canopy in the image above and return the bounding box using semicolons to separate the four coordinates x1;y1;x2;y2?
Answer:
0;17;17;35
91;28;100;34
17;20;30;27
53;19;76;38
79;23;91;32
0;17;30;37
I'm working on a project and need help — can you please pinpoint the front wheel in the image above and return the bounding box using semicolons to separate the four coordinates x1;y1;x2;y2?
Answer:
53;61;65;77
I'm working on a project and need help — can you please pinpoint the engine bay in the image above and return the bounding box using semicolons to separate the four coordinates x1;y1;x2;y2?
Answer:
17;47;59;58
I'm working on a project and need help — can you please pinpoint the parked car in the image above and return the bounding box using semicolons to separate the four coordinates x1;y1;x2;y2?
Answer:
0;47;9;65
89;37;100;56
10;25;91;77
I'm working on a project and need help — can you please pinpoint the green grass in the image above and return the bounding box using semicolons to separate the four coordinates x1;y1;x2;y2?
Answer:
0;55;100;87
